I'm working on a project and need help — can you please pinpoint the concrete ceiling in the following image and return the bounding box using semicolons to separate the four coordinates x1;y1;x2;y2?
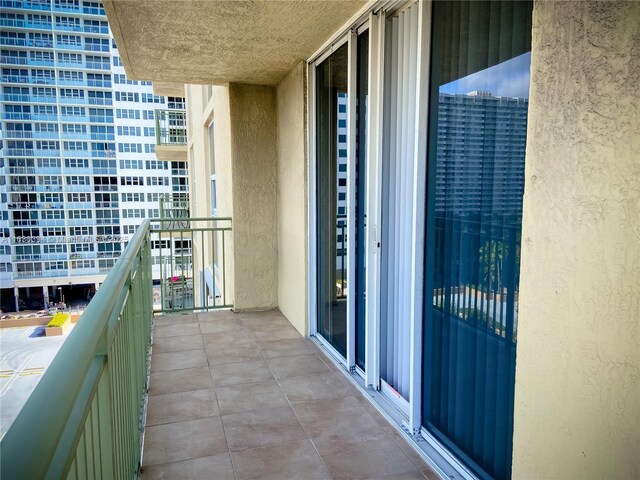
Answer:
104;0;368;86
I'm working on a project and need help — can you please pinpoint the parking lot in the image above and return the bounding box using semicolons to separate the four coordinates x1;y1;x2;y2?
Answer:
0;324;73;438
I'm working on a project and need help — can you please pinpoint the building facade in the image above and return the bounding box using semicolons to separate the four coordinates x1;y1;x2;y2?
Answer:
0;0;188;312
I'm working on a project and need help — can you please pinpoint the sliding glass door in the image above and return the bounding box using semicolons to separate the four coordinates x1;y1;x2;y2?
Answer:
355;30;369;370
422;1;532;479
316;43;349;357
380;2;420;407
316;30;369;366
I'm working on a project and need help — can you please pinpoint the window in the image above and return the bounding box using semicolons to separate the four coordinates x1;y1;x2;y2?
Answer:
60;88;84;99
421;3;532;479
116;109;140;119
63;141;87;151
85;55;109;70
145;160;167;170
167;96;185;109
144;144;155;153
115;91;138;102
122;208;144;219
68;209;92;219
146;176;168;186
120;176;143;186
56;34;81;48
141;93;162;103
67;193;91;202
120;159;143;170
61;106;84;117
121;192;143;202
85;37;108;52
117;126;141;136
64;158;88;168
118;143;142;153
69;226;92;236
65;175;90;185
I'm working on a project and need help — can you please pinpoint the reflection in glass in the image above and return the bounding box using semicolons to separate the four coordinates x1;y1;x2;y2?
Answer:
422;2;532;479
316;44;348;357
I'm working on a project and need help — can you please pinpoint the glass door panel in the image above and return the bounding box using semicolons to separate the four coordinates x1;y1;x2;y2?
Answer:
355;30;369;370
380;2;420;404
422;2;533;479
316;43;349;357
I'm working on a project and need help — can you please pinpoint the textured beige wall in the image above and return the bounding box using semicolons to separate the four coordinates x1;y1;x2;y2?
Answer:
228;84;279;310
185;84;235;305
276;62;308;335
512;1;640;478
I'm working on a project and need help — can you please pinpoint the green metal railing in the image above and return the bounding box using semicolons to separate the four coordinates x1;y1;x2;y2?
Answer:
0;220;153;479
158;192;190;224
154;109;187;145
151;217;233;313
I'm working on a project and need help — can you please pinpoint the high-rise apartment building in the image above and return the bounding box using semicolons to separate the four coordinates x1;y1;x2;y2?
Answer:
0;0;188;312
435;90;528;216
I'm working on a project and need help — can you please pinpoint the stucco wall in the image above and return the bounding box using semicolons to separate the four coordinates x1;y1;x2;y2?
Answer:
512;1;640;478
228;84;279;310
185;84;235;306
276;62;308;335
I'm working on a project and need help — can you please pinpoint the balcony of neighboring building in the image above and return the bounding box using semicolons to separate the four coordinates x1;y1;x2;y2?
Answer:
154;109;187;161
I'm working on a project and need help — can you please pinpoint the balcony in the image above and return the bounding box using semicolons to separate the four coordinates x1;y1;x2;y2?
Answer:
154;109;187;161
0;218;437;480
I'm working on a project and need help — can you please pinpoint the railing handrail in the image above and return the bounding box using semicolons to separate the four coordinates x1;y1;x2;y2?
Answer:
0;220;152;479
152;216;232;222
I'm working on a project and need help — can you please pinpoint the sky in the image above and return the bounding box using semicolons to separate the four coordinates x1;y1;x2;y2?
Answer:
439;52;531;99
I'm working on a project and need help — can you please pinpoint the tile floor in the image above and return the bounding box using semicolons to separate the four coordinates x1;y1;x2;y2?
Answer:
142;310;440;480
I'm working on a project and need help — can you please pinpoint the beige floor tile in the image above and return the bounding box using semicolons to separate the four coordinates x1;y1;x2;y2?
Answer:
241;315;291;330
293;395;381;441
210;359;273;387
313;433;420;480
197;310;238;322
248;325;302;342
231;439;330;480
221;405;307;451
205;343;263;366
385;427;437;476
266;354;331;379
151;349;208;373
199;317;245;335
141;453;235;480
154;322;202;339
202;329;255;348
148;367;213;396
278;372;351;403
154;314;198;327
146;389;219;426
257;338;314;359
365;472;427;480
143;417;228;467
237;309;284;320
215;379;289;415
153;334;204;354
306;341;343;373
